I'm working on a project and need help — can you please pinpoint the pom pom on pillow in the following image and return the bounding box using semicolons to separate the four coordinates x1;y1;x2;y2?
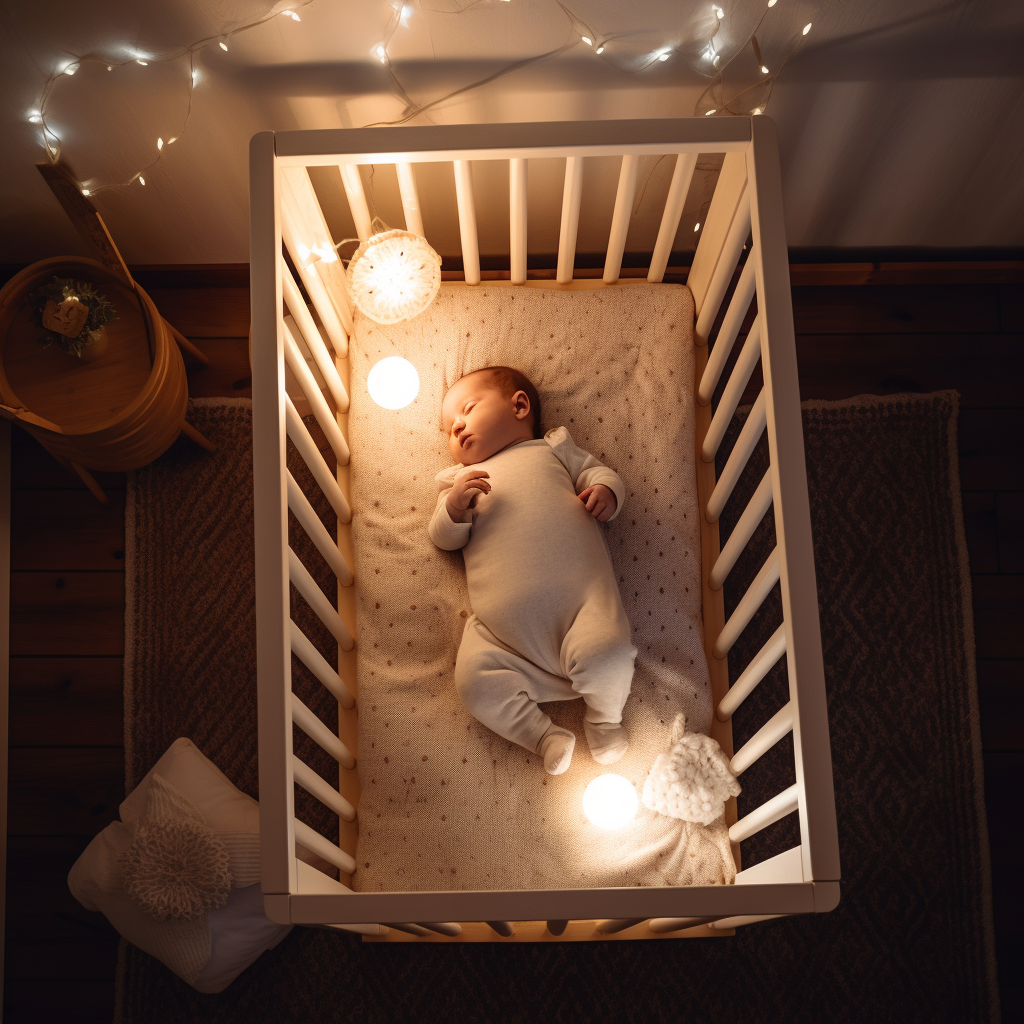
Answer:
120;774;233;921
642;713;741;825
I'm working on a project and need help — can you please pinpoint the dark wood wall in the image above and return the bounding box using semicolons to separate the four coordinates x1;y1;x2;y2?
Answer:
3;263;1021;1022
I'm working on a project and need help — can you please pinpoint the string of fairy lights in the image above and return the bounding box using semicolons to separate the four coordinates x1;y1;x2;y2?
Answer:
27;0;820;198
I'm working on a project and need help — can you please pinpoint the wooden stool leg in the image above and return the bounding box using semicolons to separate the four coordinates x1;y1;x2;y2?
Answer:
69;461;109;505
166;321;210;366
180;419;216;453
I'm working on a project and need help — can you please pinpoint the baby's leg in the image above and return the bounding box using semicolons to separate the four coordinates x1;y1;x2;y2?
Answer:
561;603;637;764
454;615;575;771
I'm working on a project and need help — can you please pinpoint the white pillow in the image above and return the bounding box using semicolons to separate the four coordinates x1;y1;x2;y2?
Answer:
68;738;292;993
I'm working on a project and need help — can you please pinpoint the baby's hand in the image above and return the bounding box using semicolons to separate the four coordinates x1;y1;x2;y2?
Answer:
579;484;617;522
446;466;491;523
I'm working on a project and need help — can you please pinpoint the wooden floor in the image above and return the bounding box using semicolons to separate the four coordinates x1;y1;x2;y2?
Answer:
3;264;1022;1022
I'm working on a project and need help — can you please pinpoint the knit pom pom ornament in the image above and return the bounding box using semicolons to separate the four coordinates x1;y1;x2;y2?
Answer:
347;229;442;325
641;713;741;825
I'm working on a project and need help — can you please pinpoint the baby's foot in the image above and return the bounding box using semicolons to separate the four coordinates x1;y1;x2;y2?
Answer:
538;726;576;776
584;719;629;765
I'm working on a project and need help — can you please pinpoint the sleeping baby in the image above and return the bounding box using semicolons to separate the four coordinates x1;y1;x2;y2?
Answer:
428;366;637;776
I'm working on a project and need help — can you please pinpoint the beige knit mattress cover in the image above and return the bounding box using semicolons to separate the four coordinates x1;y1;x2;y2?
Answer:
347;283;735;892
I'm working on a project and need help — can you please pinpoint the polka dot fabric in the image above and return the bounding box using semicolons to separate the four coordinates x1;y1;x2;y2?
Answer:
347;283;734;892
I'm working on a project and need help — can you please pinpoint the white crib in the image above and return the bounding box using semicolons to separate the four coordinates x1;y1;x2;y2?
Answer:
250;116;840;941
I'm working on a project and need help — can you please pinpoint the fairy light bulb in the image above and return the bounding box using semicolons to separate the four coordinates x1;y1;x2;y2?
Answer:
582;35;592;45
761;65;770;73
367;357;420;410
705;109;716;115
803;22;812;34
81;188;91;196
596;44;604;53
63;63;78;75
219;39;229;51
157;137;164;150
694;222;701;231
106;65;113;71
136;59;148;66
768;0;777;6
714;6;724;18
583;775;638;831
138;176;146;185
658;52;670;61
29;113;42;123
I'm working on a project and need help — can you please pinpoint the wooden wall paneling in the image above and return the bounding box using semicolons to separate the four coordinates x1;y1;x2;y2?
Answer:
996;493;1024;571
145;287;251;338
184;338;252;398
10;572;124;656
10;490;125;571
971;576;1024;662
8;658;123;747
7;749;125;836
977;662;1024;751
957;409;1024;491
961;492;999;574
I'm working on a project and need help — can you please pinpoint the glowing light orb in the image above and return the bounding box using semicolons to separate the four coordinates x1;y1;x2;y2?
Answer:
583;774;638;831
367;357;419;410
347;229;442;325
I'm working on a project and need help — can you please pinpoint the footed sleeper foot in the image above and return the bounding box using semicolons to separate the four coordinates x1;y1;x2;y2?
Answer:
538;726;576;775
584;719;629;765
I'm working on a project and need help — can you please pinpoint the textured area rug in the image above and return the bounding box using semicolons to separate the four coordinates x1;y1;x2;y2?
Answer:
116;392;999;1024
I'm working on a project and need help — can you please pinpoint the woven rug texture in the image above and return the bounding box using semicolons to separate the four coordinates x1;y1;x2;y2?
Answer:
115;391;999;1024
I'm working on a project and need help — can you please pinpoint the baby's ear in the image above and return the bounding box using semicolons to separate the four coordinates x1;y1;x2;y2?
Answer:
512;389;531;419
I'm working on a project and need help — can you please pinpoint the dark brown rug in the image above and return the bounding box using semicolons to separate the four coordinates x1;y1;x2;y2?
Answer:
116;391;999;1023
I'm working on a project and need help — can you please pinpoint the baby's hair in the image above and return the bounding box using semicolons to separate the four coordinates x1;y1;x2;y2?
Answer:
480;366;543;438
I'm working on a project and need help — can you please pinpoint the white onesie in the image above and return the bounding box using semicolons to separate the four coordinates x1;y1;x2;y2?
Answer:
428;426;637;755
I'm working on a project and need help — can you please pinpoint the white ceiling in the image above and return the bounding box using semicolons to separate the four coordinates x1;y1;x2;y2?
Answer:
2;0;1022;264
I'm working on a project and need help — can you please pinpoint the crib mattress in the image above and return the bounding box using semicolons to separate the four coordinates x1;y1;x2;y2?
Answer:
347;283;734;892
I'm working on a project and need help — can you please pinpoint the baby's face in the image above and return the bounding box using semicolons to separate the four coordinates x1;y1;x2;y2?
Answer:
441;372;532;464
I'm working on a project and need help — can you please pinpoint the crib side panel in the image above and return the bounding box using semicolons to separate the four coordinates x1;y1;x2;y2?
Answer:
746;117;840;886
250;130;299;901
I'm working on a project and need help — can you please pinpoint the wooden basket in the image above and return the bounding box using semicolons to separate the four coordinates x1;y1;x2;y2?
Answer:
0;256;189;473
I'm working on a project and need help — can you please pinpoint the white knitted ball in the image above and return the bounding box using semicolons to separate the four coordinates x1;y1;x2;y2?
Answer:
347;229;442;325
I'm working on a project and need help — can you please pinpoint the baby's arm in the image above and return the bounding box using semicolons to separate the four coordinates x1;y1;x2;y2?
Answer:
544;426;626;521
428;466;479;550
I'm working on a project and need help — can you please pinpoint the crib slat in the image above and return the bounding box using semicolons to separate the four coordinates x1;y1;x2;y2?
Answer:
709;914;787;930
288;546;354;651
698;254;757;404
286;471;353;585
486;921;515;937
557;156;584;284
290;620;355;711
717;624;787;721
291;689;355;765
702;316;762;463
339;162;373;240
281;166;355;343
688;151;747;320
284;329;351;469
648;152;697;283
710;469;773;591
730;701;794;775
417;922;463;937
595;918;645;934
380;922;429;936
713;546;780;660
648;916;719;933
282;265;350;410
509;158;528;285
292;754;356;822
285;399;352;524
695;187;751;345
729;784;799;843
705;389;768;524
546;920;568;936
396;162;424;237
280;187;351;354
603;154;639;284
293;817;357;876
453;160;480;285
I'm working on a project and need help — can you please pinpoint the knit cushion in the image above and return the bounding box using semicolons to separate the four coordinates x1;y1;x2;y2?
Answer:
68;738;289;993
